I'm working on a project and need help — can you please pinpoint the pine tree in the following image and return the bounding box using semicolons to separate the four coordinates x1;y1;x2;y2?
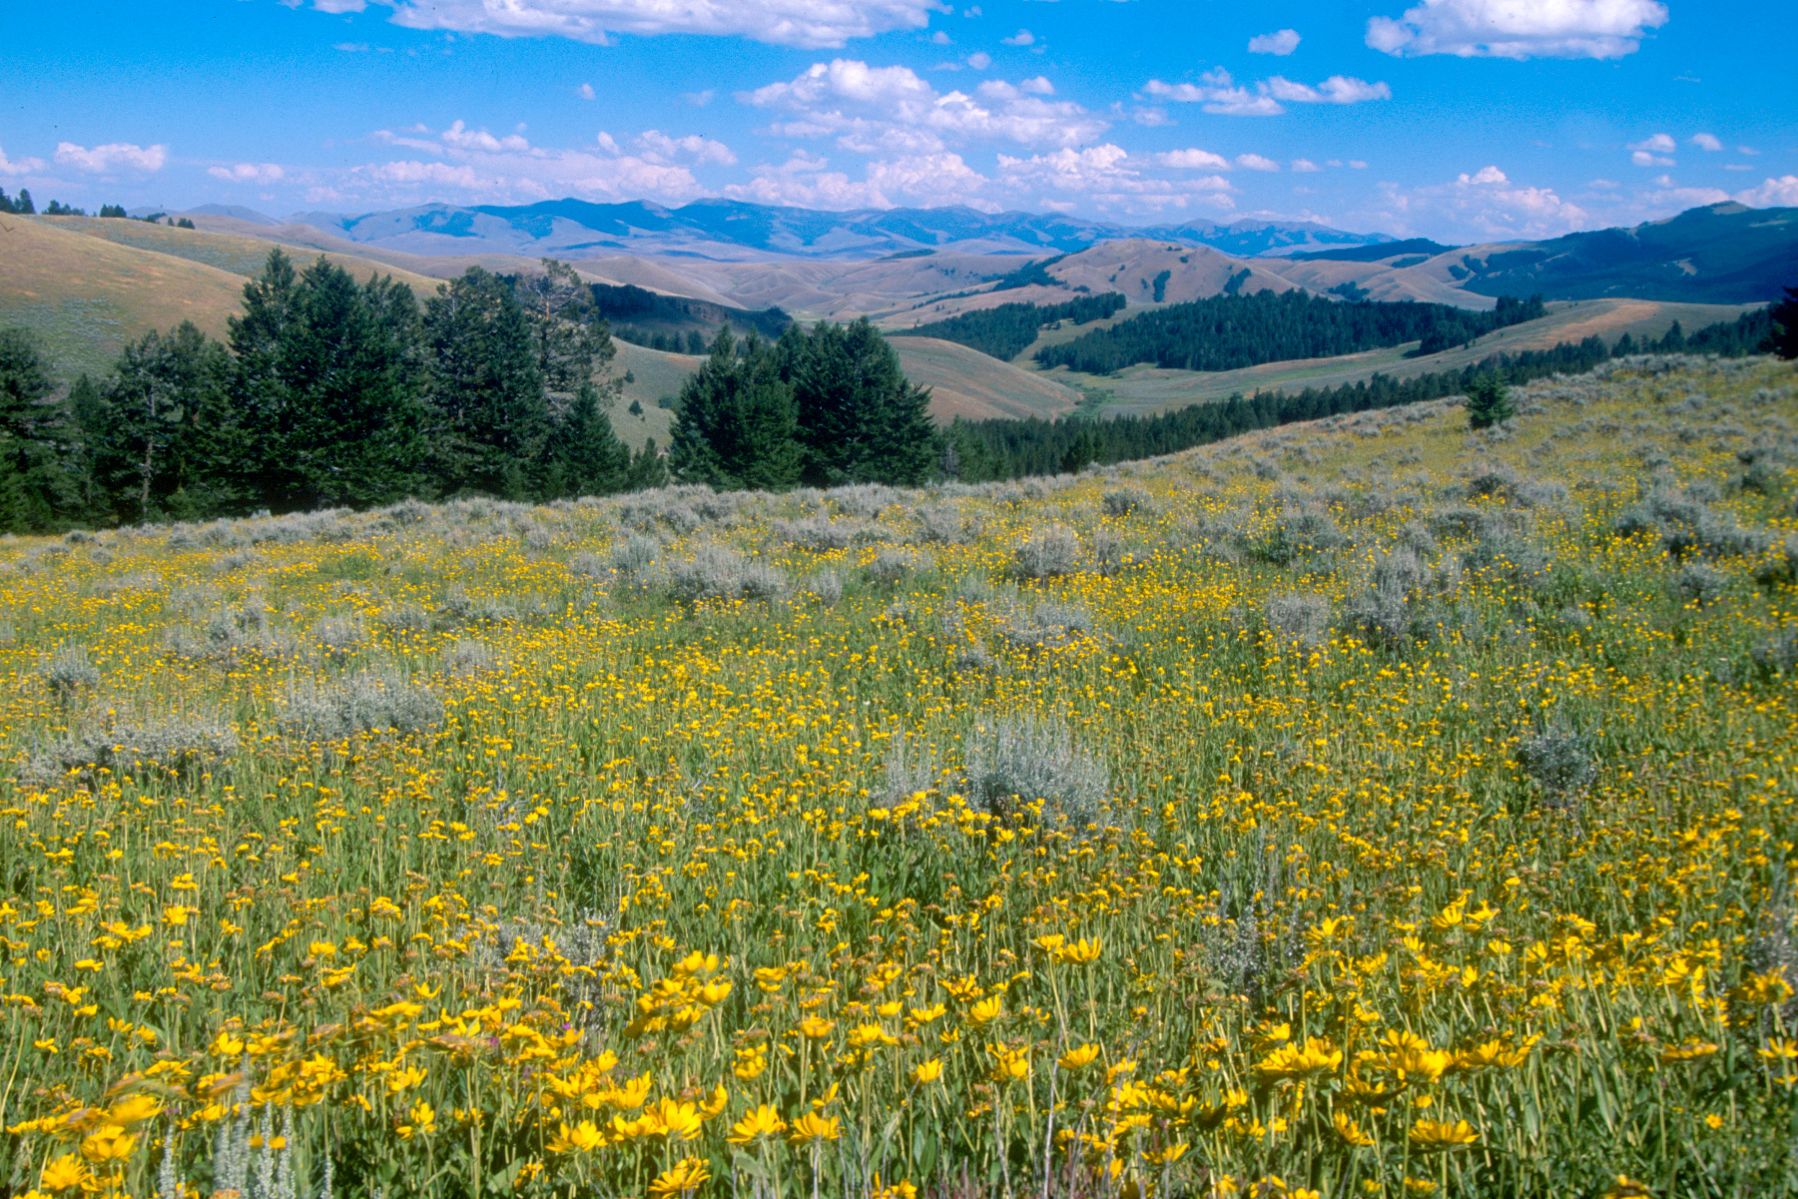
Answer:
423;267;547;500
1769;286;1798;360
547;380;631;499
669;331;802;491
782;318;937;487
626;439;668;491
0;328;75;533
514;259;614;398
1465;371;1514;430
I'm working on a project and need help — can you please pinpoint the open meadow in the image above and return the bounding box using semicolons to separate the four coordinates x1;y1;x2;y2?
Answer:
1;356;1795;1199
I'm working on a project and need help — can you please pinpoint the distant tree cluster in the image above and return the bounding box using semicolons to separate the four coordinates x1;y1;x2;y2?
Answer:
945;310;1776;482
614;326;711;355
670;320;937;490
0;193;193;223
1034;290;1547;375
892;293;1128;361
0;250;666;532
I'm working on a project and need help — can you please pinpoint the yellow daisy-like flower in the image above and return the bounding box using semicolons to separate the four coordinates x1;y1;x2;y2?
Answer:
787;1111;842;1146
648;1157;711;1199
911;1058;944;1085
1407;1118;1478;1150
727;1104;786;1147
1058;1043;1101;1071
38;1155;90;1194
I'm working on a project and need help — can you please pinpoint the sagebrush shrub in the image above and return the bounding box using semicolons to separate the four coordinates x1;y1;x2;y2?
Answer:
40;645;100;697
1516;727;1597;799
280;672;444;739
668;546;788;603
962;714;1107;827
1266;593;1331;646
1012;525;1081;580
28;718;239;784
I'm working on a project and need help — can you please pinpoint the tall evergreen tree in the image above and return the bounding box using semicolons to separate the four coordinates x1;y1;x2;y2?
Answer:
1769;286;1798;360
781;318;937;487
0;328;76;533
669;331;802;491
424;267;548;500
227;249;303;508
514;259;614;398
285;261;425;509
1465;371;1514;430
546;380;631;499
84;323;233;523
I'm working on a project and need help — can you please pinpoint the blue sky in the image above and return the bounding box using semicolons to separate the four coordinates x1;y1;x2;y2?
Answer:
2;1;1793;241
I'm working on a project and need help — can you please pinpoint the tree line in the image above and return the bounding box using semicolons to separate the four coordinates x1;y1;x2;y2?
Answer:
3;263;1789;534
0;250;941;533
944;306;1780;482
1034;290;1547;375
891;293;1128;361
0;191;193;224
0;251;663;532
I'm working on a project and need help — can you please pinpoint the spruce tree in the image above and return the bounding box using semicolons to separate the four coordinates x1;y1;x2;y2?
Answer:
228;249;303;509
782;318;937;487
547;380;630;499
1465;371;1514;430
0;328;75;533
286;261;425;509
424;267;548;500
669;331;802;491
626;439;668;491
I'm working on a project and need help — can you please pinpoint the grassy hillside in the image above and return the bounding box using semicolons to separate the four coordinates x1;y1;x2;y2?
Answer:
43;215;444;292
0;357;1792;1198
892;337;1084;420
0;216;248;379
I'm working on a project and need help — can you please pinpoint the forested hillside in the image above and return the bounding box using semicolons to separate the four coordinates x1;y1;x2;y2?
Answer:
1036;291;1547;374
890;293;1126;360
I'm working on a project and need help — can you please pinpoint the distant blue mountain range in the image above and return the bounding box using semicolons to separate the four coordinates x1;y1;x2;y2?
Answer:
280;197;1393;261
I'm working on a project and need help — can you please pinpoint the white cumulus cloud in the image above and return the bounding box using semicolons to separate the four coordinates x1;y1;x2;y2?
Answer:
208;162;286;184
341;0;944;50
0;145;47;176
1157;148;1230;170
1143;68;1389;117
1690;132;1723;152
1367;0;1668;59
54;141;168;173
1235;153;1280;172
1247;28;1300;56
1736;175;1798;207
745;59;1105;152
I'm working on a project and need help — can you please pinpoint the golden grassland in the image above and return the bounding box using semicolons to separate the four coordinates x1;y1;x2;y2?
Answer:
0;356;1795;1199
